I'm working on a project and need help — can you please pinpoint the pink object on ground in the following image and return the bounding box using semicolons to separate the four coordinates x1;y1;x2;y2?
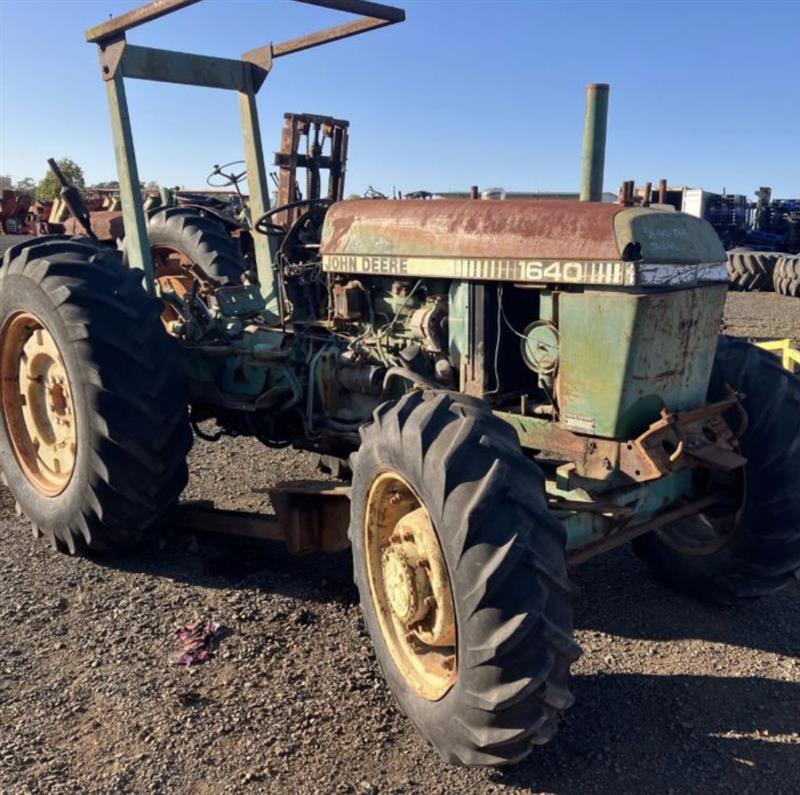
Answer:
173;619;222;665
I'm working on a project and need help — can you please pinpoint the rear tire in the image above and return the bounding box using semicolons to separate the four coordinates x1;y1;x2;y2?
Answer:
0;237;192;553
633;336;800;604
145;207;245;284
350;390;580;766
774;255;800;297
725;249;779;291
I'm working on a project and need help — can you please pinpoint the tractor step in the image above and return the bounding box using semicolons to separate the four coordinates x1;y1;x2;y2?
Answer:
175;480;351;555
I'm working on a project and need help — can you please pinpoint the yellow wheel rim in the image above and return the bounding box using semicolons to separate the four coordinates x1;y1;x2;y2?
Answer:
0;312;77;496
365;471;457;700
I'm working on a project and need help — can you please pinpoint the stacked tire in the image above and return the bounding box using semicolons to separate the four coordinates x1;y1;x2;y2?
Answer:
774;255;800;297
725;249;780;292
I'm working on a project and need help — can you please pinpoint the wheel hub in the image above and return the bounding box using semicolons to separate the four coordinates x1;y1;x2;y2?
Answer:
381;542;431;625
0;313;77;496
365;473;457;701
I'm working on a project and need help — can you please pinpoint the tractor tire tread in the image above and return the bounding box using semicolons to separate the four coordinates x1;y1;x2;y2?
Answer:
145;206;245;284
633;335;800;603
350;390;579;766
774;255;800;297
0;237;191;553
726;249;779;292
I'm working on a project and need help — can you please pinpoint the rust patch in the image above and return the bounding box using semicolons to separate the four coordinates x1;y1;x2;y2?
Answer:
63;210;124;241
321;199;626;261
620;393;747;482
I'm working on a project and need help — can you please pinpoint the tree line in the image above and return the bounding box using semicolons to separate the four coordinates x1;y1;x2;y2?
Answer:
1;158;160;203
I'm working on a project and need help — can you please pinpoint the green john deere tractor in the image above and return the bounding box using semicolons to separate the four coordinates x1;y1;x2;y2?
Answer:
1;0;799;768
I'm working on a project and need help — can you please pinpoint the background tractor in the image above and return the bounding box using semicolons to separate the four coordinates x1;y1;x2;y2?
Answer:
1;0;799;768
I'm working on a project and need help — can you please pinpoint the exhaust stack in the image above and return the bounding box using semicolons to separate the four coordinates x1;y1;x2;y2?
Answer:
580;83;610;202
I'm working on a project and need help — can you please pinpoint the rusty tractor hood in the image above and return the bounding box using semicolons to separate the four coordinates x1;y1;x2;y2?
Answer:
320;200;728;288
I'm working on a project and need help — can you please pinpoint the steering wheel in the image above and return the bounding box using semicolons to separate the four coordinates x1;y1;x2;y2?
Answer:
207;160;247;189
254;198;332;236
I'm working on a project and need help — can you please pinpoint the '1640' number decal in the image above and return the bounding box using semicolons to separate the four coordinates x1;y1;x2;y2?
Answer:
453;259;627;284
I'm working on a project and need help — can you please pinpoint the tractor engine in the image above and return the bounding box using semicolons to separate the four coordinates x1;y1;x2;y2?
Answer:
178;194;735;498
318;198;731;447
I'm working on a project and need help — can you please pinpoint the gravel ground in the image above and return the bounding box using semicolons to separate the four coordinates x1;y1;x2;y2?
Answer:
0;235;31;253
1;236;799;793
723;291;800;343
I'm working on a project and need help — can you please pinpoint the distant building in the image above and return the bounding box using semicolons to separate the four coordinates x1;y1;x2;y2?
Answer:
432;189;618;203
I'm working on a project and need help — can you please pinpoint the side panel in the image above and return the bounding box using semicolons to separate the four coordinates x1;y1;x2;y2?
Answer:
448;280;487;397
557;285;727;438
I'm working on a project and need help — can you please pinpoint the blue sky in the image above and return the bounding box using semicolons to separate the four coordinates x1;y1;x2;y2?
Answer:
1;0;798;198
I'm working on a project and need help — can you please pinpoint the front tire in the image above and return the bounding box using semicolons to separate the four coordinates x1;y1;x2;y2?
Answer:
0;237;192;553
633;336;800;603
350;390;580;766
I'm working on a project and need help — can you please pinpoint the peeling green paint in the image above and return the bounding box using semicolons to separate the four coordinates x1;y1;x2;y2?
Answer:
558;285;727;438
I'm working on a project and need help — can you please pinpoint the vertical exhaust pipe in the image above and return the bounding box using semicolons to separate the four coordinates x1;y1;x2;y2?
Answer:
622;180;635;206
580;83;610;202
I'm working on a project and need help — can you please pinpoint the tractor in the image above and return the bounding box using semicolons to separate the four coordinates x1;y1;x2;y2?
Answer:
1;0;799;768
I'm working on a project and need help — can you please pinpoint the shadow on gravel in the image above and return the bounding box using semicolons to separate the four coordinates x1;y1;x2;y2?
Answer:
571;546;800;658
92;522;800;658
94;527;360;606
493;673;800;795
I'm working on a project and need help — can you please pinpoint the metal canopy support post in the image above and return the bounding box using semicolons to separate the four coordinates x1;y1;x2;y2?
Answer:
105;65;155;292
238;65;280;321
89;0;405;308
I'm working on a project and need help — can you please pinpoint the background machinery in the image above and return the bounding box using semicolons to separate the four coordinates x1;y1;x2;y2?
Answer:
621;181;800;293
1;0;799;768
